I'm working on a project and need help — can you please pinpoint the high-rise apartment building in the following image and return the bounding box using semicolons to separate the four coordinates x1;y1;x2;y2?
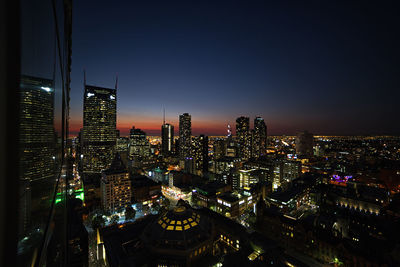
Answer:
161;123;174;156
193;134;209;175
179;113;192;160
82;84;117;176
296;130;314;157
252;116;267;158
236;116;251;160
101;153;131;211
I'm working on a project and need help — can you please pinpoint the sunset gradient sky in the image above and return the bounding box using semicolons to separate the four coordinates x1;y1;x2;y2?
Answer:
69;1;399;136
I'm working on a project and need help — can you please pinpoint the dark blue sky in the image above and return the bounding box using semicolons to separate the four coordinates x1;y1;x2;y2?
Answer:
70;0;399;136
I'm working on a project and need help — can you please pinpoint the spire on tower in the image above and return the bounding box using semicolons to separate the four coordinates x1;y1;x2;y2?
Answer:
115;74;118;90
83;69;86;86
163;108;166;125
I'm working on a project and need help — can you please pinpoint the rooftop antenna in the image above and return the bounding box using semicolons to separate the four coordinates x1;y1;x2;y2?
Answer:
83;69;86;86
115;73;118;90
163;108;166;125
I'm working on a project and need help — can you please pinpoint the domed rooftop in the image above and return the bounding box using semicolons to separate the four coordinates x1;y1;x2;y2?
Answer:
142;203;212;250
158;205;200;231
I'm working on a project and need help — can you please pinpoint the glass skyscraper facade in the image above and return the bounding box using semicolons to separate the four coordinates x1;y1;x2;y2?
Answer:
129;126;150;161
82;85;117;176
179;113;192;160
3;0;74;265
252;116;267;158
161;123;174;155
18;76;57;236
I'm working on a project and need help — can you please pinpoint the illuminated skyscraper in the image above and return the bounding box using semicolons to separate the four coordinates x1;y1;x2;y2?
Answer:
19;75;56;183
19;75;56;234
192;134;209;175
161;123;174;156
82;83;117;176
179;113;192;160
129;126;150;162
236;116;251;160
295;130;314;157
252;116;267;158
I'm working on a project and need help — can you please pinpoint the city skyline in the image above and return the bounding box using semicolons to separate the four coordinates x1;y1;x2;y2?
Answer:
6;1;400;266
69;1;399;136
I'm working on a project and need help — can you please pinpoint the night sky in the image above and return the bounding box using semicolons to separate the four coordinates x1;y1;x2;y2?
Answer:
70;1;400;136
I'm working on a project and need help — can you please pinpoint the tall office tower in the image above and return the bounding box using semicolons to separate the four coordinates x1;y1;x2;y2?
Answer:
19;76;56;233
252;116;267;158
161;123;174;156
179;113;192;160
295;130;314;157
101;153;131;212
129;126;150;161
192;135;209;175
19;75;56;183
82;83;117;177
236;116;251;160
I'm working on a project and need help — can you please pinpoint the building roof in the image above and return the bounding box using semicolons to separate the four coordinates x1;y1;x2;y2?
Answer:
195;181;228;196
102;153;127;175
268;185;306;204
218;192;239;203
131;175;160;188
142;203;212;251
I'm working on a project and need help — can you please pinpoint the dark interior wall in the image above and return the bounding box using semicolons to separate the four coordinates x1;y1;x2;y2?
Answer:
0;0;21;266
